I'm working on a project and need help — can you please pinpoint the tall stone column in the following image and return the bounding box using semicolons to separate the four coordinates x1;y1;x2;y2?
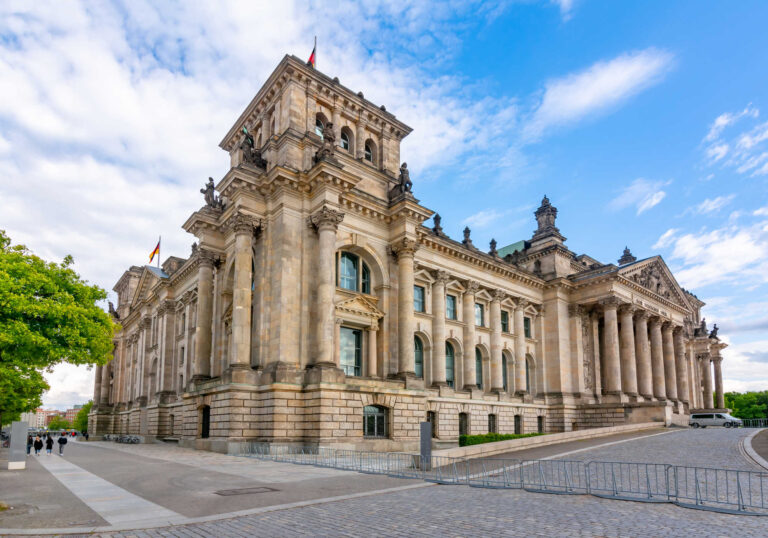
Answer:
661;322;678;401
600;298;622;395
431;270;450;386
634;311;652;399
649;317;666;400
392;238;419;377
514;300;529;395
192;249;216;382
713;356;724;408
490;289;505;392
463;281;480;390
228;215;259;378
618;304;638;397
356;120;367;160
701;355;714;409
100;362;111;405
308;206;344;367
367;325;378;377
93;365;103;407
673;328;690;404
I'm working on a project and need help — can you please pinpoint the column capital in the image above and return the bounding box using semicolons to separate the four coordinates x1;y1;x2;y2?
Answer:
514;298;530;310
648;316;664;329
308;205;345;233
156;299;176;316
712;355;723;364
568;304;587;317
661;320;675;332
617;303;637;316
388;237;420;259
634;309;651;322
433;270;451;285
140;316;152;329
491;289;507;303
465;280;480;295
225;212;262;236
599;296;622;310
197;248;218;269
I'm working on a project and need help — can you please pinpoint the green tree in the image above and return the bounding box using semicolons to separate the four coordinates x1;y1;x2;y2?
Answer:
724;391;768;419
0;230;117;425
47;416;71;430
73;401;93;433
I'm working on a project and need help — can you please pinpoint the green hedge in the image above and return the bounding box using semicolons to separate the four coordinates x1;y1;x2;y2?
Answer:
459;432;545;447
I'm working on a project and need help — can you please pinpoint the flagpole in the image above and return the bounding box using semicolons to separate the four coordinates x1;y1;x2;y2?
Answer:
157;236;161;268
314;35;317;67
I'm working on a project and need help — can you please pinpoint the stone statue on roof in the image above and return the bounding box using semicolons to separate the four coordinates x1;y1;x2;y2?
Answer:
239;126;267;168
201;177;224;210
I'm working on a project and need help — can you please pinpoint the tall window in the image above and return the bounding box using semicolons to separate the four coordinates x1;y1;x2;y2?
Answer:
488;414;498;434
458;412;468;437
475;348;483;389
475;303;484;327
340;327;362;376
446;295;457;320
526;356;532;393
414;336;424;378
363;405;388;438
445;342;455;388
414;285;425;312
501;311;509;332
502;353;508;391
537;416;544;433
337;251;371;293
315;117;324;137
514;414;522;435
364;142;373;162
340;131;350;150
427;411;436;438
524;316;532;338
200;405;211;439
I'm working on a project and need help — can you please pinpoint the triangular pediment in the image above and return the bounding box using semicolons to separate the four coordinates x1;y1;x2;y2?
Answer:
618;256;690;309
129;266;166;308
335;295;384;320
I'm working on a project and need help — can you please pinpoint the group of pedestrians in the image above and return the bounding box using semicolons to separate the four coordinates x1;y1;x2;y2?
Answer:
26;433;68;456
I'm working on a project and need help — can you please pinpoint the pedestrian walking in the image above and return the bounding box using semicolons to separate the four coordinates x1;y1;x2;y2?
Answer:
57;433;68;455
45;435;54;455
26;435;33;456
84;432;89;441
33;435;43;456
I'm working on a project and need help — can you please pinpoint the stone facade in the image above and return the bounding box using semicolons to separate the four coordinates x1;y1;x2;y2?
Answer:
90;55;728;452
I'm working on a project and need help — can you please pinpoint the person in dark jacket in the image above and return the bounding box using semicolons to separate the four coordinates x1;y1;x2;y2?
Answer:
26;435;33;456
45;435;54;455
33;435;43;456
57;433;68;455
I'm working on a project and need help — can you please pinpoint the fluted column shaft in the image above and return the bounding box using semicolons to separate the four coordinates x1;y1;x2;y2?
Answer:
193;253;215;381
393;239;418;376
714;357;724;408
100;362;111;404
490;291;505;392
231;220;255;369
634;312;652;398
662;323;678;401
618;305;638;396
649;318;666;400
514;303;527;394
602;300;621;394
701;356;714;409
431;272;449;386
463;282;479;389
673;329;690;404
310;207;343;366
94;365;103;406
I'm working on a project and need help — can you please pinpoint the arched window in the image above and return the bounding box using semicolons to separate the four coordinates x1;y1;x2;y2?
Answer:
315;117;324;138
361;263;371;294
340;131;350;150
502;353;508;392
445;342;455;388
475;347;483;389
363;405;388;438
336;251;371;293
414;336;424;378
364;140;375;163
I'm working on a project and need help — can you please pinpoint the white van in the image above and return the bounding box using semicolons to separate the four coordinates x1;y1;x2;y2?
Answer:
689;413;743;428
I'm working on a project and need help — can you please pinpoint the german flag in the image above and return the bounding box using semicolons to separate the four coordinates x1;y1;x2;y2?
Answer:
307;38;316;68
149;239;160;264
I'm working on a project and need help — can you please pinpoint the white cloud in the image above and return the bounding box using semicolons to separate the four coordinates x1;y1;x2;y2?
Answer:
703;104;758;142
524;48;674;139
653;228;679;249
754;206;768;216
463;209;507;229
702;105;768;177
693;194;736;215
551;0;575;20
717;338;768;393
706;143;729;162
609;178;670;215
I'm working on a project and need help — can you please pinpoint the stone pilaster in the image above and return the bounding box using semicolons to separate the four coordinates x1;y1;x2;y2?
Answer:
649;317;666;400
700;354;714;409
431;270;450;386
100;361;111;405
391;237;419;377
618;304;638;397
367;324;378;377
514;299;528;395
192;249;216;382
673;328;689;404
93;365;103;407
713;356;724;409
309;206;344;367
600;298;621;395
490;289;505;392
633;311;652;399
662;322;678;401
463;280;480;390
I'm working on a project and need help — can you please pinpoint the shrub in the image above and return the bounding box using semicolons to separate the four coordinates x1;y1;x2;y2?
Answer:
459;432;545;447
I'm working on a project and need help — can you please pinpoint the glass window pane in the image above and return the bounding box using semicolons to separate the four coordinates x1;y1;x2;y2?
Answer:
340;327;362;376
524;316;531;338
501;311;509;332
445;342;454;388
362;263;371;294
475;303;484;326
315;118;324;138
475;348;483;388
339;252;359;291
414;337;423;378
341;132;350;150
414;285;425;312
446;295;456;320
502;355;508;391
365;144;373;161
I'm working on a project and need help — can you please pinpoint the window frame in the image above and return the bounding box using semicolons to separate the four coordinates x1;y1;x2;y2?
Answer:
414;285;426;313
475;347;483;389
502;353;508;391
445;342;455;388
501;310;509;333
363;405;388;438
336;251;372;294
315;117;324;138
446;294;457;320
364;142;373;162
340;131;350;150
524;316;532;338
414;336;424;378
475;303;484;327
340;326;363;377
488;414;498;434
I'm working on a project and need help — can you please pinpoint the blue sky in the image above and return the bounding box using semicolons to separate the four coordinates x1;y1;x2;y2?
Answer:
1;1;767;408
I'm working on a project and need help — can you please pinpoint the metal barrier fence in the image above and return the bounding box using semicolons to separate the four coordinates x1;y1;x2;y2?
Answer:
236;441;768;516
743;418;768;428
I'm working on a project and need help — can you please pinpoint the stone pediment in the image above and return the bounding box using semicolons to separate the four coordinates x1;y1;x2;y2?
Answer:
335;295;384;323
129;266;167;309
618;257;689;309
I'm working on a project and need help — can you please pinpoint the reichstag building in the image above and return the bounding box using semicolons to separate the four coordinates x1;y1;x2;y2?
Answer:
90;55;727;452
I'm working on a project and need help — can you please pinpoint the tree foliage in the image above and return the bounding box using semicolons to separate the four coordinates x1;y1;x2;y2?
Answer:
724;391;768;419
47;416;71;430
0;230;117;424
74;400;93;433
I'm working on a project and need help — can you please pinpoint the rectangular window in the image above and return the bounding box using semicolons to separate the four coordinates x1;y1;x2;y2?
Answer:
414;285;425;312
501;311;509;332
340;327;362;376
524;316;532;338
446;295;457;320
475;303;484;327
488;414;498;434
